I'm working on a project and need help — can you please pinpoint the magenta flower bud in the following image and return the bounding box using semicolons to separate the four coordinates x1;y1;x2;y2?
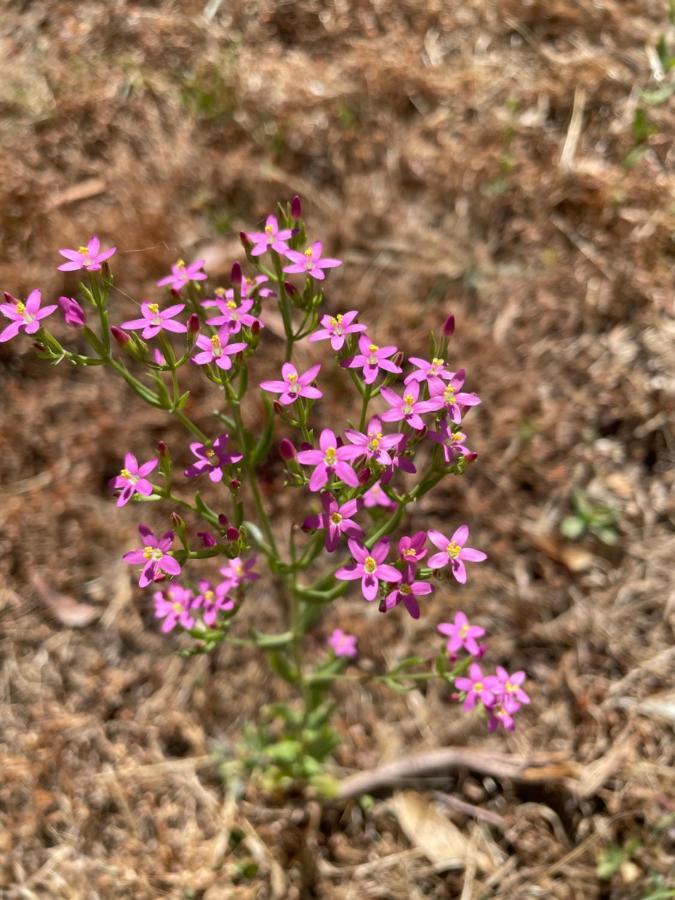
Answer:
283;281;297;296
157;440;168;456
187;313;200;333
218;513;229;527
279;438;296;461
170;288;181;300
3;291;17;304
229;478;240;493
443;314;455;337
273;401;283;415
250;320;260;337
230;261;242;285
291;195;302;219
239;231;251;251
358;467;371;484
226;526;240;542
58;295;86;327
111;325;130;346
197;530;217;548
464;451;478;464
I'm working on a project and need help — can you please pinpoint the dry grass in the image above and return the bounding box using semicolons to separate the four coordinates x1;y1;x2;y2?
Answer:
0;1;673;897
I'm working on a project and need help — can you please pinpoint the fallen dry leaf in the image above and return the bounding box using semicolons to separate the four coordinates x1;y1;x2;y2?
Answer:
390;791;493;872
31;572;100;628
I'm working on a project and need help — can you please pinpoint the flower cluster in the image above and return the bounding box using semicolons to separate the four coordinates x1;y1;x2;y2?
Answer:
1;197;529;749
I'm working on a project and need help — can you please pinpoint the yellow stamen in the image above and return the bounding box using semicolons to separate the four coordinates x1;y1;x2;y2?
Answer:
474;682;484;693
324;446;337;465
176;259;186;268
16;301;25;314
226;300;237;309
210;335;221;349
368;343;379;353
215;287;226;297
431;357;444;368
364;556;377;574
172;601;183;612
304;247;313;257
400;584;412;595
204;590;215;602
265;223;274;234
147;303;160;314
287;373;298;383
444;385;456;404
446;541;461;559
403;547;416;558
330;512;343;525
143;545;163;561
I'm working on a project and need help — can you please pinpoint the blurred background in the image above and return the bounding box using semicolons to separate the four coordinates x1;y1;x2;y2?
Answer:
0;1;673;897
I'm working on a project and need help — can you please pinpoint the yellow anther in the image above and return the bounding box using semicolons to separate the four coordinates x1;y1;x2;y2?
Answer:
364;556;377;574
324;446;337;465
16;302;25;314
287;373;298;383
304;247;313;257
226;300;237;309
204;590;215;602
474;681;484;693
446;541;461;559
143;545;162;561
400;584;412;595
403;547;416;558
403;394;415;405
368;343;379;353
444;385;456;404
147;303;160;314
215;287;226;297
460;623;469;636
330;512;343;525
210;335;221;349
205;448;216;459
265;223;274;234
176;259;186;268
172;601;183;612
431;357;444;368
78;246;90;255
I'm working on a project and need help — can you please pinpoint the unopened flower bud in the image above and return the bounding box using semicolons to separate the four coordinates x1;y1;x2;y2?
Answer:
279;438;296;461
283;281;297;296
59;295;86;327
229;478;240;493
239;231;252;251
111;325;130;346
301;517;315;533
170;512;185;530
3;291;17;305
230;261;242;285
273;401;283;415
358;467;371;484
291;195;302;219
226;526;240;542
251;320;261;336
157;440;168;456
393;351;404;368
218;513;229;528
197;530;217;548
170;288;181;300
464;451;478;464
187;313;200;333
443;314;455;337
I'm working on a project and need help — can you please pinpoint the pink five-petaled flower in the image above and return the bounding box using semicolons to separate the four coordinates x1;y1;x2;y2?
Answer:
58;296;86;327
109;453;158;507
428;369;481;425
342;334;402;385
489;667;530;713
455;663;496;711
153;584;195;633
362;479;395;509
335;537;402;602
123;524;181;588
380;381;443;431
121;301;187;340
0;290;57;342
156;258;207;290
260;362;322;406
184;433;243;482
486;704;516;732
193;579;235;626
404;356;453;385
382;574;433;620
427;525;487;584
203;295;260;334
296;428;362;492
328;628;358;658
398;531;428;575
303;493;363;552
283;241;342;280
428;422;474;465
192;328;247;370
219;556;260;590
344;416;403;466
308;311;366;351
437;611;485;657
57;236;116;272
246;214;293;256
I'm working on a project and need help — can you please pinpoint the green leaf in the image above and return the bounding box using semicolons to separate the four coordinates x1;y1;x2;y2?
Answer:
593;525;619;545
641;83;675;106
265;739;303;764
561;516;586;540
267;650;298;685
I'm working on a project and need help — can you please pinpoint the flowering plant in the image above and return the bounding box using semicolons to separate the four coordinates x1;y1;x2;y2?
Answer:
3;200;528;794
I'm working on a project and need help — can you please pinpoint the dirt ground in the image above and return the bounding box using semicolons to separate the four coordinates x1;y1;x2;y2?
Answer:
0;1;673;897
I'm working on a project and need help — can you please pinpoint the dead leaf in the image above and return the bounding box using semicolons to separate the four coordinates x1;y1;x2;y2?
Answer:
525;530;596;572
31;572;100;628
390;791;493;872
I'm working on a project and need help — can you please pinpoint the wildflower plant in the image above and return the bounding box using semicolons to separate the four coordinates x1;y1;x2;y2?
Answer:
3;199;529;794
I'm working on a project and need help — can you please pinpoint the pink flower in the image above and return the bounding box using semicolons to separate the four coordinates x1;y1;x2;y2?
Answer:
428;422;474;464
381;436;416;483
296;429;362;491
342;334;402;385
192;328;247;370
328;628;358;658
398;532;428;574
246;214;293;256
404;356;453;385
203;295;260;333
283;241;342;280
184;433;243;482
0;290;57;342
489;667;530;712
344;417;403;466
193;579;234;626
380;381;443;430
157;258;207;291
455;663;496;711
123;524;181;588
121;301;187;340
428;369;481;425
362;480;395;509
58;296;86;327
303;493;363;552
335;537;402;602
382;574;433;619
437;611;485;657
260;362;322;406
109;453;158;507
242;274;275;299
219;556;260;590
427;525;487;584
487;705;516;732
153;584;195;633
308;311;366;351
57;236;116;272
